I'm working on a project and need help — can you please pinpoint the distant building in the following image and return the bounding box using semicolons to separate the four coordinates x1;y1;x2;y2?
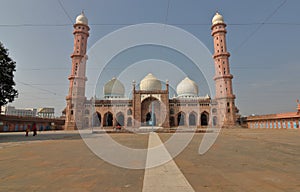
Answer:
1;106;55;118
37;108;55;118
245;103;300;129
2;106;37;117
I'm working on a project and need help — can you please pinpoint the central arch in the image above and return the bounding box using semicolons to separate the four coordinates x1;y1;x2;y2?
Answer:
141;97;160;126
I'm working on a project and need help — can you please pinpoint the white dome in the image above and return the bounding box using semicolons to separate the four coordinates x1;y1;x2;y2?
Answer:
104;78;125;97
140;73;162;91
176;77;199;97
76;12;88;25
212;12;224;25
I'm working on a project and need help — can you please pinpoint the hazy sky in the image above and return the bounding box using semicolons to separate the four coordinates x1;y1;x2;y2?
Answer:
0;0;299;116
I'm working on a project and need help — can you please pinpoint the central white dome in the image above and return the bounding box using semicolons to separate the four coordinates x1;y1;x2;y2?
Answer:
140;73;162;91
104;78;125;98
176;77;199;97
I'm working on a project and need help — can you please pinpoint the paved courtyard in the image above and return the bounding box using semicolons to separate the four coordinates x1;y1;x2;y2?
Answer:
0;129;299;192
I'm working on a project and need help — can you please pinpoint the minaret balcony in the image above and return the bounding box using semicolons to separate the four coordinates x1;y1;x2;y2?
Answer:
213;74;233;80
213;52;230;59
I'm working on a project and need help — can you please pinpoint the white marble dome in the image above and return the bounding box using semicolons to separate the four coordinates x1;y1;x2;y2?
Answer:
104;78;125;97
140;73;162;91
212;12;224;25
76;12;88;25
176;77;199;97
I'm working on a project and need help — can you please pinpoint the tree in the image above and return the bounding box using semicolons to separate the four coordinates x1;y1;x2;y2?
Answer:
0;42;18;108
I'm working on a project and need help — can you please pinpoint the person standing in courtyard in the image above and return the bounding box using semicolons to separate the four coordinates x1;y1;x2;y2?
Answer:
32;123;37;136
25;124;30;136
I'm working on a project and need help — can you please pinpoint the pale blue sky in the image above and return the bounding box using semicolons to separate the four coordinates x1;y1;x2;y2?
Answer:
0;0;299;116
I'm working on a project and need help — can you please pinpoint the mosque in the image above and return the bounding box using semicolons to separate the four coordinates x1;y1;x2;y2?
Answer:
64;12;238;130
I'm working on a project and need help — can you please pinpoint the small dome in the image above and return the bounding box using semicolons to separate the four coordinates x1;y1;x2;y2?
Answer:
140;73;162;91
212;12;224;25
104;78;125;97
76;11;88;25
176;77;199;97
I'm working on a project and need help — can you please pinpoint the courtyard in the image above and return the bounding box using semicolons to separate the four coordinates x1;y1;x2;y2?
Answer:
0;128;299;192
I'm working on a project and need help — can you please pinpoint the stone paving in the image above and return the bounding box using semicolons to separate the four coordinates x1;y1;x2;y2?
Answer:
0;129;299;192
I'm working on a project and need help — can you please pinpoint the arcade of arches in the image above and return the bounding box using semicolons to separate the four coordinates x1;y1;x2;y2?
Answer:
81;74;214;128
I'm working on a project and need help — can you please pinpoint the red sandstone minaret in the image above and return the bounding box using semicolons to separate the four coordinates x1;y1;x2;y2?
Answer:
211;12;237;127
65;12;89;130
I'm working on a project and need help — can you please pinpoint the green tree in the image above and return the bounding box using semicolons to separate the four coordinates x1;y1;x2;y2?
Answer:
0;42;18;108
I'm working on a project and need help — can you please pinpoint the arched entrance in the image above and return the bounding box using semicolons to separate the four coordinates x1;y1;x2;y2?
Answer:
127;117;132;127
103;112;113;126
201;112;209;126
92;112;101;127
116;112;125;126
213;116;217;126
177;112;185;126
189;112;196;126
146;112;156;126
141;97;161;126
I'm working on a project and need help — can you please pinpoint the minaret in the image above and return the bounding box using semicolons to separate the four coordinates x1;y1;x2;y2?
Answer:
65;12;89;130
211;12;236;127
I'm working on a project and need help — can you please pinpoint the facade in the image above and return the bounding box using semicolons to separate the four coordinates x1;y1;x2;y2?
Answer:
65;12;238;130
2;106;37;117
82;75;211;129
1;106;55;118
0;115;64;132
246;103;300;129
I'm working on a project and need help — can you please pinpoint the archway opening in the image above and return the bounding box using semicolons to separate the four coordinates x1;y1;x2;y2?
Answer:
141;97;160;126
189;113;196;126
201;112;209;126
177;112;185;126
213;116;217;126
116;112;125;126
92;112;101;127
104;112;113;127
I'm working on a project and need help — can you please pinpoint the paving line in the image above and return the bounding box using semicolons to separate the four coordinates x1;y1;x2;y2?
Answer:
142;132;195;192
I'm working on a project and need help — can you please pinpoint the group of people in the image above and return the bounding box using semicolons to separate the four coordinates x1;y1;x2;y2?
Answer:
25;123;37;136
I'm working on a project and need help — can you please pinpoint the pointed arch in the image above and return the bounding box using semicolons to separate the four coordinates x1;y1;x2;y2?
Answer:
201;111;209;126
177;111;185;126
116;112;125;126
92;112;101;127
213;116;217;126
189;112;197;126
103;112;113;127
